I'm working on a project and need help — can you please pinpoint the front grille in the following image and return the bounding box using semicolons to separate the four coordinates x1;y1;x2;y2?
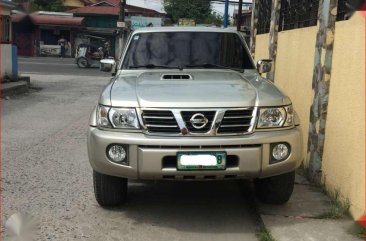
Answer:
140;108;256;135
218;109;254;134
142;110;180;133
181;111;216;133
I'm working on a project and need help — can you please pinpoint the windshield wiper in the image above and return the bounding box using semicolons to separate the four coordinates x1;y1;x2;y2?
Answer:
185;63;244;73
129;64;183;70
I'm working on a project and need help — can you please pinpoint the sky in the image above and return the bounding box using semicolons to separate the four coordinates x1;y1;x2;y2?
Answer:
126;0;251;17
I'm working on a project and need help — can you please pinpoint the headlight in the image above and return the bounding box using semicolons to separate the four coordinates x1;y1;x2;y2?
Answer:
257;105;294;128
108;108;140;129
97;106;140;129
97;105;112;128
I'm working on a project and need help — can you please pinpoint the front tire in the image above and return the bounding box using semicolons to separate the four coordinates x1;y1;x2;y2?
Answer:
254;171;295;204
93;171;127;207
77;57;88;68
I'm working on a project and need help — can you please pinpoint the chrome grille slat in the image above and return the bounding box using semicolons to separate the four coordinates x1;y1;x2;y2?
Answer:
220;124;250;128
146;124;179;128
223;115;252;119
144;116;174;120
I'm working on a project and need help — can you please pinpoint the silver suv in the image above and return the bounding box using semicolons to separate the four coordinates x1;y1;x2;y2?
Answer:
88;27;303;206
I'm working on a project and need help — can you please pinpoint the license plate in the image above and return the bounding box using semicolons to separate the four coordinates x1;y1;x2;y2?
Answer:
177;152;226;170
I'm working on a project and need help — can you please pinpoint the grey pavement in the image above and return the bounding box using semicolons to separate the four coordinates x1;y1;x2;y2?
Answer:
18;57;110;77
2;58;260;241
258;180;362;241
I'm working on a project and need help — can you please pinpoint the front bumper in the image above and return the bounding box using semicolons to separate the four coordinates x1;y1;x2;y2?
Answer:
87;127;303;180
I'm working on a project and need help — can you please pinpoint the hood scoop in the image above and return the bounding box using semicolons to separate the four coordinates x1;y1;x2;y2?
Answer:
161;74;192;80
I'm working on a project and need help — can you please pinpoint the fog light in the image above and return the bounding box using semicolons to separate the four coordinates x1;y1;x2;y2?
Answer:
270;143;290;163
107;145;128;164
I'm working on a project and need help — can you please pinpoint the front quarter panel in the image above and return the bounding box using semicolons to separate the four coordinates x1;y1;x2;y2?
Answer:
98;80;115;106
89;105;97;127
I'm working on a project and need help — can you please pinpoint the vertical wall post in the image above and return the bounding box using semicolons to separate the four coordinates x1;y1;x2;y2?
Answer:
267;0;281;81
237;0;243;31
224;0;230;28
307;0;338;182
250;0;259;59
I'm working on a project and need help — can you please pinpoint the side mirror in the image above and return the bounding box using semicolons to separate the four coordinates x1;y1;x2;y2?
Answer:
100;59;116;73
111;60;119;76
257;59;274;74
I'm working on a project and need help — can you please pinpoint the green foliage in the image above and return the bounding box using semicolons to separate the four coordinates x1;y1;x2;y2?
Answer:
164;0;212;24
31;0;65;12
202;12;224;26
315;190;350;219
256;227;276;241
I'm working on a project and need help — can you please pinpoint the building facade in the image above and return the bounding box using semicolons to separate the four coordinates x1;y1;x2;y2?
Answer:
12;12;85;57
1;0;18;80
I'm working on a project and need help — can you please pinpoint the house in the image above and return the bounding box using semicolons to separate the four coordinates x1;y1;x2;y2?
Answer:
1;0;18;80
12;12;85;57
69;1;165;57
63;0;98;10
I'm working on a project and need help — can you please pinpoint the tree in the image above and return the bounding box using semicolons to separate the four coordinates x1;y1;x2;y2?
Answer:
164;0;212;24
203;12;224;26
31;0;65;12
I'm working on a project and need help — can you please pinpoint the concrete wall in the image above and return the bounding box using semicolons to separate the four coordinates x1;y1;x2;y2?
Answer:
254;13;365;219
322;13;365;219
0;44;16;79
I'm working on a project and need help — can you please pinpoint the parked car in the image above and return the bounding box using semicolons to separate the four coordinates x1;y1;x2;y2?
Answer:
88;27;303;206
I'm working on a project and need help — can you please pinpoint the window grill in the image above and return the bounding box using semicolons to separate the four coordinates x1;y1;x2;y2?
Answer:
279;0;319;31
0;15;11;43
257;0;272;34
336;0;348;21
257;0;350;34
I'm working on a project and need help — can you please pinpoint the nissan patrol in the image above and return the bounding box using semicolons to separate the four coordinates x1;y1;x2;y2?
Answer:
88;27;303;207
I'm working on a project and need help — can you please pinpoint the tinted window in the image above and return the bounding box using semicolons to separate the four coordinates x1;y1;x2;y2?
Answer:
122;32;254;70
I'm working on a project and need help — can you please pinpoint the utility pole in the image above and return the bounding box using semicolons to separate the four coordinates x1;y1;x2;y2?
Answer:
224;0;229;28
236;0;243;31
119;0;125;22
117;0;126;58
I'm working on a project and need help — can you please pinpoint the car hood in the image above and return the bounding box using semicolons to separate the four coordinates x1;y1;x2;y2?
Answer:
103;70;291;108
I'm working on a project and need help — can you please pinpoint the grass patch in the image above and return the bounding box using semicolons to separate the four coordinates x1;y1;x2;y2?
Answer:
256;227;276;241
297;166;350;219
315;190;350;219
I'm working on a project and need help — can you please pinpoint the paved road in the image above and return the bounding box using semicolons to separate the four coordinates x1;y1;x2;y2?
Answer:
18;57;110;77
2;57;260;240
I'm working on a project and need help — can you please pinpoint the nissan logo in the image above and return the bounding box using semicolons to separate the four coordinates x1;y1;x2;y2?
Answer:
190;113;209;129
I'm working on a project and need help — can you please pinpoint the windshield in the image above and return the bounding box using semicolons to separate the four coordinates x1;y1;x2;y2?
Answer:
122;32;254;70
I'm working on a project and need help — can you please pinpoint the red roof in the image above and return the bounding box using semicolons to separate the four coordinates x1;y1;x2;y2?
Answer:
70;4;164;17
31;15;84;26
70;6;118;15
11;14;84;27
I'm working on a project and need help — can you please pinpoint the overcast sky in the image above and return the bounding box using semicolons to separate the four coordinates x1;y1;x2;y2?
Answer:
126;0;251;17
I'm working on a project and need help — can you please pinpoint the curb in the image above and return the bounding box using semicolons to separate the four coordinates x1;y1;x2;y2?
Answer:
1;81;29;97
